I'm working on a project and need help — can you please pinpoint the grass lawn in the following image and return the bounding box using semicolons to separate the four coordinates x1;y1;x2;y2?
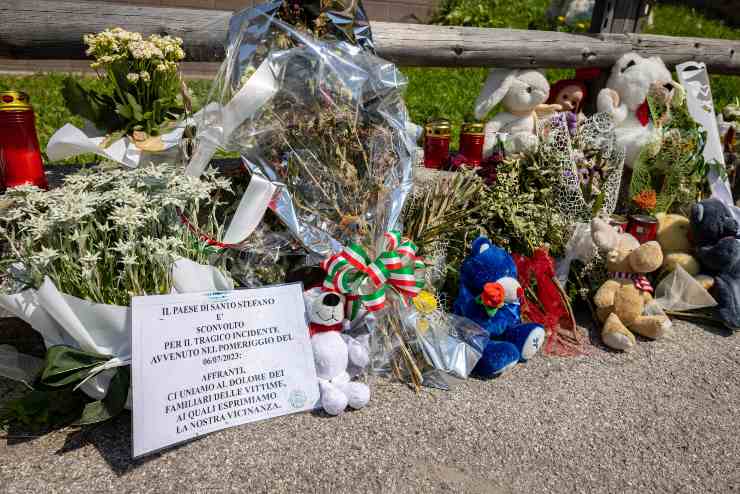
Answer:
0;2;738;164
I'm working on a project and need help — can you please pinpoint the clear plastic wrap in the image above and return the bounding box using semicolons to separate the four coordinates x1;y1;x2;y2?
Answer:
413;310;488;380
188;2;423;387
188;1;416;258
655;265;718;312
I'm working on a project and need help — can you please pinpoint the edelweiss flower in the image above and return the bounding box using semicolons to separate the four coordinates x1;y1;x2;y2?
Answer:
112;239;135;255
111;205;144;229
121;253;138;267
25;215;52;240
31;247;60;267
212;176;232;192
80;252;101;266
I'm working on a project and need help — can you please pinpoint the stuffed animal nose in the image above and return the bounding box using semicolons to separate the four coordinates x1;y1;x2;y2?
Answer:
663;82;674;92
323;293;341;307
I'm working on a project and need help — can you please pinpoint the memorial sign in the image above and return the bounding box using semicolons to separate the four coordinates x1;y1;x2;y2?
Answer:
131;283;319;457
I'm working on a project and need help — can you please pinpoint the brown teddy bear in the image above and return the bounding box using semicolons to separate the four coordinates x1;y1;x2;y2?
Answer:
591;218;672;351
655;212;714;290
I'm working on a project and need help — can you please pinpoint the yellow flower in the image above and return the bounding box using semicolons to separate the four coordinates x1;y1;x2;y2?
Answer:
417;319;430;333
413;290;438;315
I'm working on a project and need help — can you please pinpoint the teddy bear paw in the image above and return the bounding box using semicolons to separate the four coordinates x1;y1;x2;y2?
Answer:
340;381;370;410
602;313;636;351
520;326;546;360
319;381;349;416
474;341;520;378
500;323;546;361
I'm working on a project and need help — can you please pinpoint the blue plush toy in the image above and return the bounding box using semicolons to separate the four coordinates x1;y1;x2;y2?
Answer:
453;236;546;377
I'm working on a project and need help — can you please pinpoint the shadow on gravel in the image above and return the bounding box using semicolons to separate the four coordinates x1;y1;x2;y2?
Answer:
52;413;199;475
3;410;209;476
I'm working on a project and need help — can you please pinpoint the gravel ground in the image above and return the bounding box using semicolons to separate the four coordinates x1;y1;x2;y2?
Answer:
1;317;739;494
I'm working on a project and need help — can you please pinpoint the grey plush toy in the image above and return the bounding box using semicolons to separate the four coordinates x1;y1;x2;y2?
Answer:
690;198;740;330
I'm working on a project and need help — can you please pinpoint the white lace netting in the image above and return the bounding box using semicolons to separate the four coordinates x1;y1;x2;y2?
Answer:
539;112;625;225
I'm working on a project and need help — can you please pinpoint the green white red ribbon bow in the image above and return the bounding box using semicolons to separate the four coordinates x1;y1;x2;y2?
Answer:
321;231;426;320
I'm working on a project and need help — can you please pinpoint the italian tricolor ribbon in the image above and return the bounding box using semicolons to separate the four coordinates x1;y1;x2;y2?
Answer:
321;230;426;320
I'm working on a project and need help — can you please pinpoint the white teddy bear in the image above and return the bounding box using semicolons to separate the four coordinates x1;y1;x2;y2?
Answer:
597;52;673;168
474;68;551;156
304;288;370;416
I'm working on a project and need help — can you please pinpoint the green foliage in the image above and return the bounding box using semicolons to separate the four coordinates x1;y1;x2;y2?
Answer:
431;0;549;29
470;157;568;257
0;345;131;429
1;388;86;431
61;78;125;134
647;3;740;41
645;3;740;111
629;84;711;215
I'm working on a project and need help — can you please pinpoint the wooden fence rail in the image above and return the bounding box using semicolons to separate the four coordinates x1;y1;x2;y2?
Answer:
1;0;740;74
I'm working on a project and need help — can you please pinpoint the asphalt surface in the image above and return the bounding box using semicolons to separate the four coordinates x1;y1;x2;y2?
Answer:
1;317;738;494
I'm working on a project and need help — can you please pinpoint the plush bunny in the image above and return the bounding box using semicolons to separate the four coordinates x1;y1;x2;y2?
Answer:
597;52;673;168
474;68;550;156
304;288;371;416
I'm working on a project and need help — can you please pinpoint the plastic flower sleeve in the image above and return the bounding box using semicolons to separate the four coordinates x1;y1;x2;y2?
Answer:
654;265;718;312
0;260;234;407
412;310;488;380
188;4;416;257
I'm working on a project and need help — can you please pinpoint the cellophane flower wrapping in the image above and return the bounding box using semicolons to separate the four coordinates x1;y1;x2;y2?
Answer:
189;1;416;259
630;82;710;215
189;1;423;385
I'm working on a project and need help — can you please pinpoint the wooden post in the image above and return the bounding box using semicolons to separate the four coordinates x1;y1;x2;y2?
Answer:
2;1;740;72
584;0;654;113
590;0;653;34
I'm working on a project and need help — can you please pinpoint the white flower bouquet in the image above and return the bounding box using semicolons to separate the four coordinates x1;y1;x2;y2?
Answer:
0;164;234;426
47;28;190;167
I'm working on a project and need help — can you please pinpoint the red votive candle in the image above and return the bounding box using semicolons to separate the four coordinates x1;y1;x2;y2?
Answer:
423;119;451;169
459;122;485;166
0;91;48;190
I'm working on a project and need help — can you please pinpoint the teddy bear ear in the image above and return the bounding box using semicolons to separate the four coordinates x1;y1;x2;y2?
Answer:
471;236;492;255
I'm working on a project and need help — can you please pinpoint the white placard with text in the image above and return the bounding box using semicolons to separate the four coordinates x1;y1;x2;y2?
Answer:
131;283;319;457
